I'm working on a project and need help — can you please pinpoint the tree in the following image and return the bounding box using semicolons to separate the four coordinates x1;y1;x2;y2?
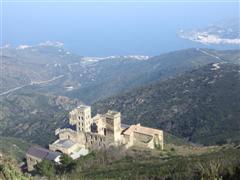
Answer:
60;154;73;166
35;160;55;177
59;154;76;174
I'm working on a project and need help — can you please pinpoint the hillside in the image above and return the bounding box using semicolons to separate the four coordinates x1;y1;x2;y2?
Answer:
0;137;31;161
0;93;81;146
67;146;240;179
35;144;240;179
0;48;239;146
93;63;240;145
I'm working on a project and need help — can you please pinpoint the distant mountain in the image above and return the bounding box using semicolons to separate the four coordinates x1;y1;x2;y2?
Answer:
93;63;240;145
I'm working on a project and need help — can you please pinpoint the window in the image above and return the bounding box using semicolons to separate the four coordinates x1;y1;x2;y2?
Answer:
95;136;97;140
91;123;98;133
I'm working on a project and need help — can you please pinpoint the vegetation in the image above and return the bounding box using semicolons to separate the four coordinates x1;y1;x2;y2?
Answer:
0;136;31;161
35;159;55;178
56;154;76;174
66;48;240;103
0;93;80;146
32;145;240;179
0;155;30;180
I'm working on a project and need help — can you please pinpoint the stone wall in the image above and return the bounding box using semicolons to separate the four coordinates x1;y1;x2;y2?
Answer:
58;129;86;147
85;132;108;149
26;154;42;171
49;142;80;154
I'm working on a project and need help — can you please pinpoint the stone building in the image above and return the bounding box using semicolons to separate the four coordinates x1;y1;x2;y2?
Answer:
26;146;61;171
49;105;164;156
122;123;164;149
26;105;163;171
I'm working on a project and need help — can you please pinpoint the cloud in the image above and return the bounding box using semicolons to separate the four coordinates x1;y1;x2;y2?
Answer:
16;45;32;50
38;41;64;47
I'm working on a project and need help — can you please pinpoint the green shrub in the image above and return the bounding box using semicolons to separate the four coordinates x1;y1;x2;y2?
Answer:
35;160;55;177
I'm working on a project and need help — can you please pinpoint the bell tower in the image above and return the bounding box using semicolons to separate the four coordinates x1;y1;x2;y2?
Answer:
105;110;122;143
70;105;92;132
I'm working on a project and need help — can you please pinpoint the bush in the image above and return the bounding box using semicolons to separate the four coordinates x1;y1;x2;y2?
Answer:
57;154;76;174
35;160;55;177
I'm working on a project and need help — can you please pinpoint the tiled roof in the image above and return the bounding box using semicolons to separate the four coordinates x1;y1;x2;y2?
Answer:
53;139;76;149
45;151;61;161
123;125;136;136
26;146;61;160
123;124;163;136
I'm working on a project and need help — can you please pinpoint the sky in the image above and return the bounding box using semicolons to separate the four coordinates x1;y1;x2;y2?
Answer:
1;1;239;56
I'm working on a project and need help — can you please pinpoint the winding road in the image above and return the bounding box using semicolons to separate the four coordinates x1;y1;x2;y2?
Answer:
0;75;65;96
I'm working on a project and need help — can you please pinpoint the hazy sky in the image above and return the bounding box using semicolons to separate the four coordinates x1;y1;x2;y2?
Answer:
2;1;239;56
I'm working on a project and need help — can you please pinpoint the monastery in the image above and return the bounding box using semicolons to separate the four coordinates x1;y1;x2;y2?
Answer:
26;105;164;171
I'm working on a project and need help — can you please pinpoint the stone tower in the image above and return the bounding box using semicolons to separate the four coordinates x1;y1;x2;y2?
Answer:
69;105;92;132
105;110;122;143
